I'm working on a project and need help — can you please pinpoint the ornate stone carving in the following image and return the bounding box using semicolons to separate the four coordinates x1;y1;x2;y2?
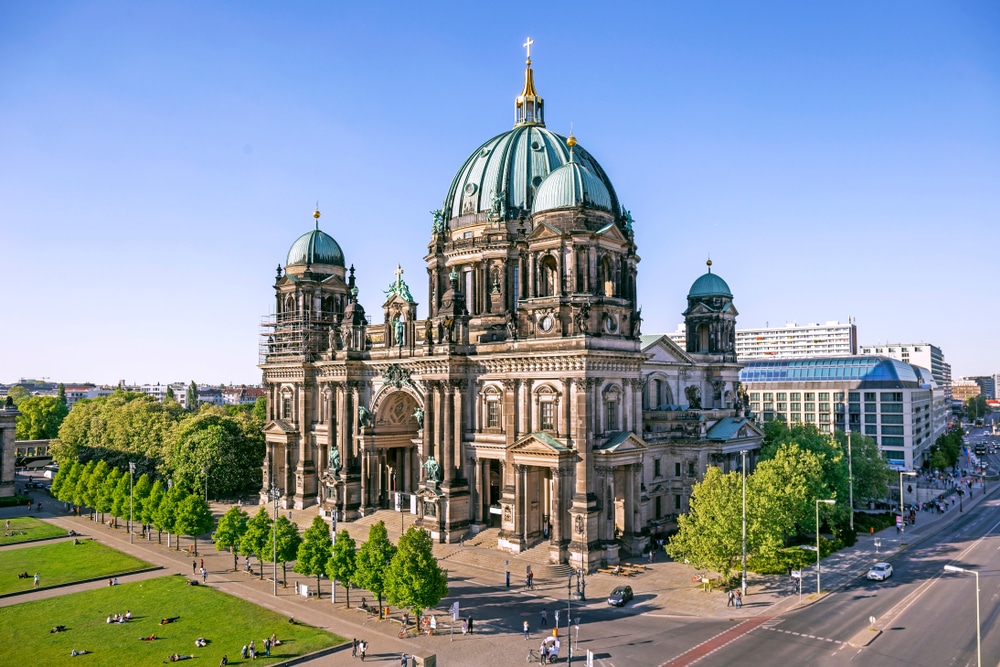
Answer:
382;364;413;389
575;515;584;534
684;385;702;409
503;505;513;523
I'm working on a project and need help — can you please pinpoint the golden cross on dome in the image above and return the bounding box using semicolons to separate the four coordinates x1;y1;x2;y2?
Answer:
523;37;534;60
394;263;404;285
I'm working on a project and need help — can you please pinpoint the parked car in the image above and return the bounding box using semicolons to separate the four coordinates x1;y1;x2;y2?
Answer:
867;562;893;581
608;585;634;606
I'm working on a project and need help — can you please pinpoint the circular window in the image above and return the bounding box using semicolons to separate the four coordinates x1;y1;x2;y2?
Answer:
480;148;490;158
532;176;543;187
605;315;617;333
540;315;553;332
531;141;541;151
464;183;478;196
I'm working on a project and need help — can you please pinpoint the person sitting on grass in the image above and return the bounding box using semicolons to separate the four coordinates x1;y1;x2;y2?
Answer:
125;611;132;621
140;634;158;641
50;625;67;633
195;638;208;647
270;633;281;646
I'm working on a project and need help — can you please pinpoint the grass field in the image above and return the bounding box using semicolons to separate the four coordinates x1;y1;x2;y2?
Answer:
0;516;67;546
0;539;151;595
0;574;344;666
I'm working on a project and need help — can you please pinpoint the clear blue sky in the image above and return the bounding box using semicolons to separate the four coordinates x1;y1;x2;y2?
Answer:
2;1;998;386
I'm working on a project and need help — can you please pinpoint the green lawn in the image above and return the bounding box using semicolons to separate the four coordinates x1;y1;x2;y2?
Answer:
0;574;344;666
0;539;151;595
0;516;68;546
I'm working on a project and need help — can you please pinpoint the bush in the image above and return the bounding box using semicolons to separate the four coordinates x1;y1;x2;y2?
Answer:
0;495;31;508
854;512;895;535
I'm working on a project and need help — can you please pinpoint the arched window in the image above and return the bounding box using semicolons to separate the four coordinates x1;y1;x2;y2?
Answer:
540;256;558;297
283;295;295;315
697;323;710;352
600;256;614;297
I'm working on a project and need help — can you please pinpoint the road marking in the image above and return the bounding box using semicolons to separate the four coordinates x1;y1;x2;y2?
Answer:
762;627;843;645
659;616;771;666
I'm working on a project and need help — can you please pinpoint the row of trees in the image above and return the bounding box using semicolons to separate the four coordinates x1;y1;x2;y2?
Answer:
49;390;266;499
214;512;448;621
50;459;214;553
667;423;894;583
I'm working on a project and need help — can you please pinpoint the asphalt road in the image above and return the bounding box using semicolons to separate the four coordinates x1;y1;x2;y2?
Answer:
691;482;1000;666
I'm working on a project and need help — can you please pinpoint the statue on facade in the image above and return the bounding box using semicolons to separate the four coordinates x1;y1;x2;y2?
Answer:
631;307;642;337
393;317;405;347
423;455;441;484
684;385;702;410
413;406;424;429
430;208;444;234
505;310;518;340
328;445;342;475
424;318;433;345
358;405;372;428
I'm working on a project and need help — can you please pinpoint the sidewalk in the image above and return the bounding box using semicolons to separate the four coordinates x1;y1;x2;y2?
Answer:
1;477;994;665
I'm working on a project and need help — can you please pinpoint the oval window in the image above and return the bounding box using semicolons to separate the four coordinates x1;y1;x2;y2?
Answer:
464;183;478;196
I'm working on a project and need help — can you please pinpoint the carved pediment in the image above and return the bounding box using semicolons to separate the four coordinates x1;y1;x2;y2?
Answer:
264;419;298;435
594;431;648;454
527;221;563;241
510;432;570;456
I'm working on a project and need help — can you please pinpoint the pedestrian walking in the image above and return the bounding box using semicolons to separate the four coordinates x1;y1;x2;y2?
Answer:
523;620;530;640
401;653;408;667
540;608;547;627
649;549;654;563
34;573;40;588
264;638;270;657
461;619;467;635
193;560;197;574
505;571;510;587
727;590;735;607
467;616;474;635
360;640;367;662
241;645;248;660
352;638;358;658
201;567;207;583
249;639;256;659
734;590;742;608
200;558;204;570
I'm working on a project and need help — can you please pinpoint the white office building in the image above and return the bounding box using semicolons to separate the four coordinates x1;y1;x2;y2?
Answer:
740;356;948;470
859;343;952;399
668;320;857;360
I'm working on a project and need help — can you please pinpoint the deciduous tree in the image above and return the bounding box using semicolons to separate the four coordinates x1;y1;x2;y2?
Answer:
354;521;396;613
174;493;215;556
15;396;68;440
295;516;333;597
142;479;165;542
243;507;273;579
328;529;357;607
665;466;743;582
264;516;302;586
214;506;250;571
385;527;449;623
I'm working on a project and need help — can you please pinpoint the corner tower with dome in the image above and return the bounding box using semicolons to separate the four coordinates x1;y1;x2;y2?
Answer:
258;43;761;572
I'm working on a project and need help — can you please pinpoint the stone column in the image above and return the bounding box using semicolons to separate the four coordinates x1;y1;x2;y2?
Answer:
516;464;527;542
503;379;517;447
452;381;464;481
551;469;563;544
442;382;453;484
623;379;633;432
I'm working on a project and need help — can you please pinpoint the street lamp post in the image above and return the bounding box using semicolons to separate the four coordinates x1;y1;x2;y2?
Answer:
815;499;835;595
740;449;748;596
567;572;573;666
846;431;854;531
128;462;135;544
944;565;981;667
898;470;916;516
269;485;280;597
899;471;916;544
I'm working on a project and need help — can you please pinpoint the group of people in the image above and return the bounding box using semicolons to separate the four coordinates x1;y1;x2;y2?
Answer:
240;635;280;660
106;611;132;623
107;577;120;586
726;589;743;608
351;637;369;661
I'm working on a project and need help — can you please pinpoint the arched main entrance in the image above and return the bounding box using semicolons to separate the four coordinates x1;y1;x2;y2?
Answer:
361;390;421;510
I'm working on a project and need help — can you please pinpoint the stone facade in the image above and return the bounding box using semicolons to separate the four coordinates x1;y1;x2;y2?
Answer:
258;53;762;571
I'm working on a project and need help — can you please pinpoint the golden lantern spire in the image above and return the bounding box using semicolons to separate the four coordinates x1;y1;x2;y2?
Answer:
313;203;321;229
514;37;544;127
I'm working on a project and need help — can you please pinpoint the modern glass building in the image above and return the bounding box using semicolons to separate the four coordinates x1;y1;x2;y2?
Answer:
740;356;949;470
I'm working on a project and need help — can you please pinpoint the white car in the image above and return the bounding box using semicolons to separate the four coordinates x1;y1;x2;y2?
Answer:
867;562;893;581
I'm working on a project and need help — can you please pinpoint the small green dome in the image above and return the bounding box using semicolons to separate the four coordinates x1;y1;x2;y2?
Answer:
286;228;345;268
532;161;613;214
688;268;732;299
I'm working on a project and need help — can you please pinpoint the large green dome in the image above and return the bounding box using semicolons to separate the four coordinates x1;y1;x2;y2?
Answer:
286;227;345;268
688;268;732;299
532;161;613;214
443;126;619;226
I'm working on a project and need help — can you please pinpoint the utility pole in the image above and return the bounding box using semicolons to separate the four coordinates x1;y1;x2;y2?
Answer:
847;431;854;531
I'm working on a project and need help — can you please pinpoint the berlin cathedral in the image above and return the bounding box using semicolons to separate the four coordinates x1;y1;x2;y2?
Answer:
259;43;763;571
